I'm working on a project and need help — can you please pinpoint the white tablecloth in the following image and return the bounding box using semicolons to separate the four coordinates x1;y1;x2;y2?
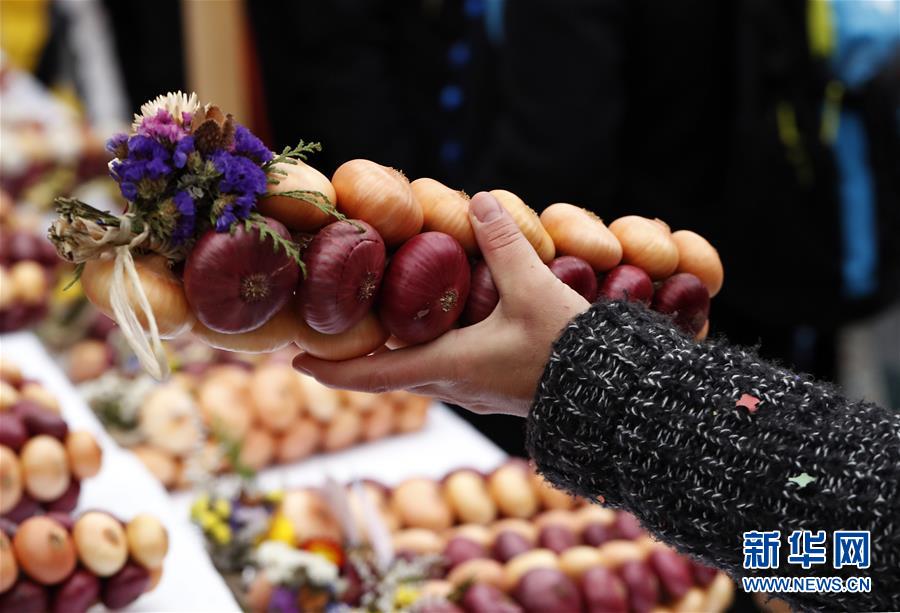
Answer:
0;332;507;612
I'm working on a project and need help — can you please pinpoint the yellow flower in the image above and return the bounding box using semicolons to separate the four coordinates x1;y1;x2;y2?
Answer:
190;495;210;521
213;498;231;518
265;490;284;504
394;584;420;608
266;514;295;545
211;522;232;545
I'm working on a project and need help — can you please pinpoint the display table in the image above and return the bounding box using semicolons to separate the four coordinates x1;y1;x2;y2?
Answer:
1;332;507;612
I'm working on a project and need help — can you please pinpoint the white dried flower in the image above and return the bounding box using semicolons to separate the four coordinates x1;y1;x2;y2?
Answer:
255;540;339;587
132;91;200;130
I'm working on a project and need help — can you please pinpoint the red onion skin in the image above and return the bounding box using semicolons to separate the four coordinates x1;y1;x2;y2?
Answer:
612;512;644;541
618;561;659;613
651;273;710;335
581;566;628;613
691;562;719;587
45;480;81;513
548;256;598;302
598;264;654;305
184;217;300;334
0;578;47;613
379;232;470;344
101;562;150;609
51;569;100;613
0;412;28;451
648;549;693;601
1;493;40;523
462;260;499;325
14;400;68;440
297;220;386;334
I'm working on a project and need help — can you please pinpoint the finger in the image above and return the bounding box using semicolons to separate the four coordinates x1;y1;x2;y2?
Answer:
468;191;546;297
292;344;449;393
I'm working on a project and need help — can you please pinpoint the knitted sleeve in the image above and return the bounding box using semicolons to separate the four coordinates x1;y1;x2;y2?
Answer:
526;300;900;612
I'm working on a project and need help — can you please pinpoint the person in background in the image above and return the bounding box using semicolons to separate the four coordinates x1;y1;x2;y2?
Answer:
459;0;900;454
293;191;900;613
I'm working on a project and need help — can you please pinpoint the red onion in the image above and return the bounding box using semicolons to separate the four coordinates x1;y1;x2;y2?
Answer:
1;492;40;523
612;512;644;541
45;480;80;514
651;272;710;335
618;561;659;613
581;566;628;613
462;584;523;613
598;264;654;304
462;260;499;325
548;256;598;301
184;217;300;333
0;578;47;613
492;531;533;563
537;524;578;554
581;522;613;547
691;562;718;587
648;548;693;601
297;220;386;334
512;568;583;613
101;562;149;609
51;568;100;613
14;401;68;440
379;232;470;344
0;412;27;451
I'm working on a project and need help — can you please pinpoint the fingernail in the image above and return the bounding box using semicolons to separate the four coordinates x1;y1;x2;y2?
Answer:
471;192;502;223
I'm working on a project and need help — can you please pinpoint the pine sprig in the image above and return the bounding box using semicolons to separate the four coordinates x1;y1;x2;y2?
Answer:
262;140;322;172
242;214;307;275
262;188;358;228
62;263;86;291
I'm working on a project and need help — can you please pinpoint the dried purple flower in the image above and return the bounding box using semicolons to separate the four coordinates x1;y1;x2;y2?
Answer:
173;136;195;169
172;190;196;243
137;109;190;142
232;125;273;164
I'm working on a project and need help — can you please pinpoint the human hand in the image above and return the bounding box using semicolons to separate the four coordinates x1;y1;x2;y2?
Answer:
292;191;590;417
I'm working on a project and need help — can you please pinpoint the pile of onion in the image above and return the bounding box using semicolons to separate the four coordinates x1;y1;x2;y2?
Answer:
1;377;102;523
72;156;723;362
1;512;168;611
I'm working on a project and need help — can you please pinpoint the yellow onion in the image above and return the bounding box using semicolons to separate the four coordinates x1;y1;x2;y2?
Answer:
671;230;724;296
540;203;622;271
20;435;70;501
489;190;555;263
259;161;337;232
81;254;194;338
192;304;298;353
332;159;423;245
0;445;22;514
73;511;128;576
411;178;477;254
65;431;103;479
12;516;76;585
608;216;679;280
0;531;17;593
295;310;389;361
125;514;168;569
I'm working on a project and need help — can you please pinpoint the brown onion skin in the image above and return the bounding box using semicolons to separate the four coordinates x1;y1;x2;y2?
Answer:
192;305;298;353
548;256;598;302
295;310;389;360
651;273;710;336
259;161;337;232
298;220;386;334
462;260;499;325
379;232;470;345
184;217;300;334
81;255;194;339
598;265;654;305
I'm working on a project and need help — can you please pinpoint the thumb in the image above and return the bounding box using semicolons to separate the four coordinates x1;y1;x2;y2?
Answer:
469;191;545;297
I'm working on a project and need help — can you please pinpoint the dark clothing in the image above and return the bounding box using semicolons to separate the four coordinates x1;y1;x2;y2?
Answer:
527;299;900;612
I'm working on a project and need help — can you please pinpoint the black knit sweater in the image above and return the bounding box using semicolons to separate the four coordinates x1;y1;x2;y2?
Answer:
526;300;899;612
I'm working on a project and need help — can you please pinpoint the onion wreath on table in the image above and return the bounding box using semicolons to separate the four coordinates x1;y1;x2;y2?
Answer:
49;92;723;380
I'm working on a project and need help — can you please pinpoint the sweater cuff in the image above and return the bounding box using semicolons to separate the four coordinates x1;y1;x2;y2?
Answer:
525;300;686;506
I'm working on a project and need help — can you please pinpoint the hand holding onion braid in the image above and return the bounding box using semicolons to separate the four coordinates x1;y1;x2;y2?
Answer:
294;192;590;415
